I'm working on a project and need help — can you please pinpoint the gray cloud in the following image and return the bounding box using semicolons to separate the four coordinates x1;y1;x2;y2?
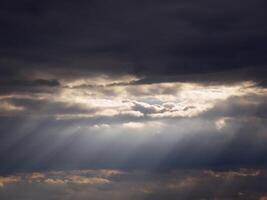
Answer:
0;169;267;200
0;0;267;83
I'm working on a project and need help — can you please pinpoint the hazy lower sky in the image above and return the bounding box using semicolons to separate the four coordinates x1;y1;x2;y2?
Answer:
0;0;267;199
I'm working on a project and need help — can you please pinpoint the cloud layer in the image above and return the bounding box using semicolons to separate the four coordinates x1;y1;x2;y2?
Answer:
1;169;267;200
1;1;267;199
0;0;267;83
0;79;266;173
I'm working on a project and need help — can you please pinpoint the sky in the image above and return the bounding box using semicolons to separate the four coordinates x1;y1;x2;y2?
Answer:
0;0;267;199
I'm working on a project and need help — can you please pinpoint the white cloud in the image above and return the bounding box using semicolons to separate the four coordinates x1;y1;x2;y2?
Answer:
122;122;145;129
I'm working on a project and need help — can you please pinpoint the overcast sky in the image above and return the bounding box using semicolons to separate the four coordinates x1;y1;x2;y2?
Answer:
0;0;267;199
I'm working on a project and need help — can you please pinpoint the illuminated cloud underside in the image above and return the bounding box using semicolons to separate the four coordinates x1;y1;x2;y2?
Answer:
1;78;265;131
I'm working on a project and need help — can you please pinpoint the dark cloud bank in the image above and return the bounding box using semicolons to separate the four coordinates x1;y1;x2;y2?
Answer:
0;0;267;82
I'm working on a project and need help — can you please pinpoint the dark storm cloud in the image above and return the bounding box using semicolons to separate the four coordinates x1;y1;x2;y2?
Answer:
6;79;60;87
0;79;60;95
0;0;267;83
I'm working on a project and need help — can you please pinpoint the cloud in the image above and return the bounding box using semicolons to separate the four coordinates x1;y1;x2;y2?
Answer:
0;169;120;187
0;176;21;187
0;2;267;198
5;79;60;87
0;79;266;172
204;168;261;178
0;169;119;187
64;176;110;185
122;122;145;129
0;101;25;112
44;178;66;185
1;169;267;200
0;0;266;84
